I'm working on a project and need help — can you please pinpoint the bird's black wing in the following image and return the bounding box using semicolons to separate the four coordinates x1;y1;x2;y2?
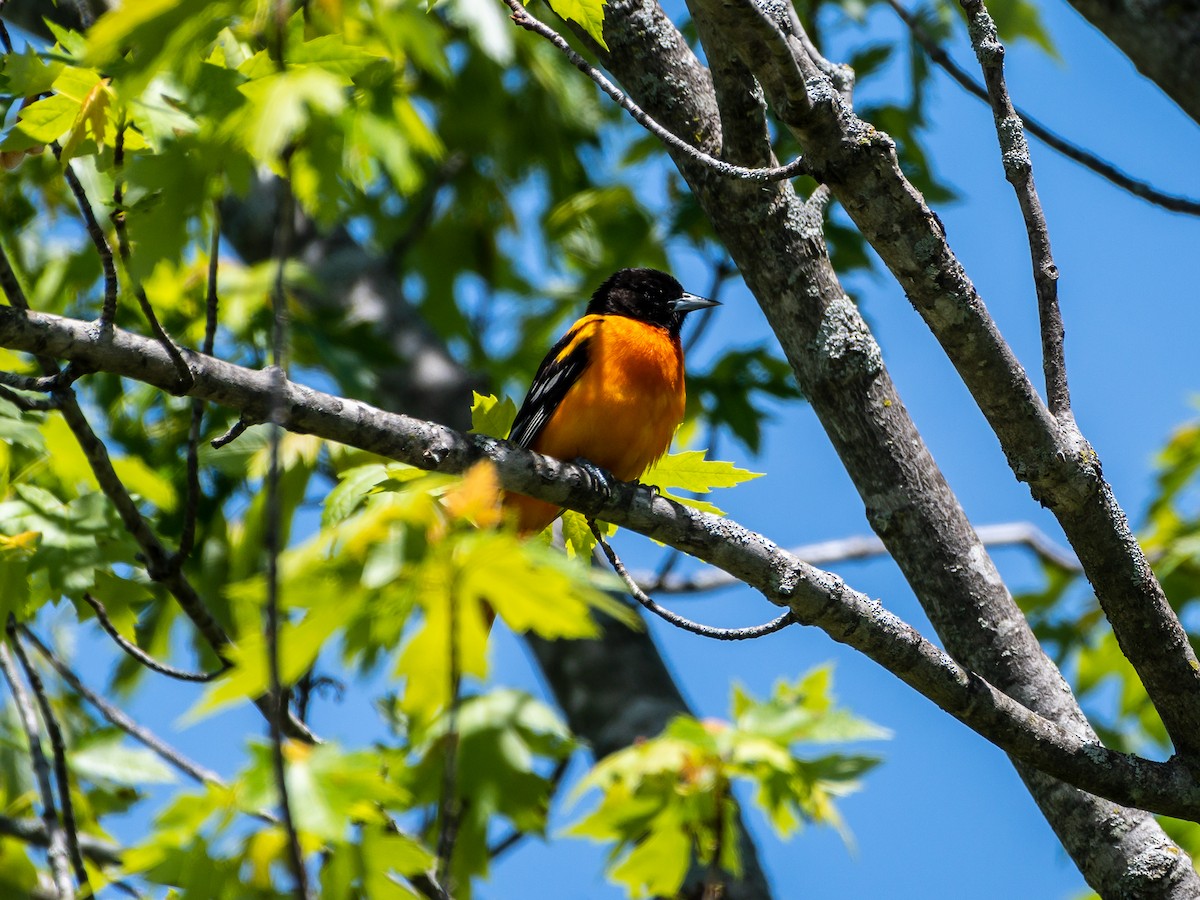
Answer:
508;322;594;449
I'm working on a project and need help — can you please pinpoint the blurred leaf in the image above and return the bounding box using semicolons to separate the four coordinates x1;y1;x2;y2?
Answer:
71;731;177;786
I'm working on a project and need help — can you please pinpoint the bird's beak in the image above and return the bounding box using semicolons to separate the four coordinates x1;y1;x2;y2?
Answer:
671;293;721;313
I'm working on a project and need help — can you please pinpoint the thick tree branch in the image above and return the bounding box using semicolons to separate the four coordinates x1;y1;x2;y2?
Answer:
1057;0;1200;125
3;308;1200;818
697;0;1200;761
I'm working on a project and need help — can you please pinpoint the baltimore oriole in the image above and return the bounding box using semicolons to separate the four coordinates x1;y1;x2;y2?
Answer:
504;267;719;534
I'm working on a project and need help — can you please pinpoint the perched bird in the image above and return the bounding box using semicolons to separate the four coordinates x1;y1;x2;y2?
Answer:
504;267;719;534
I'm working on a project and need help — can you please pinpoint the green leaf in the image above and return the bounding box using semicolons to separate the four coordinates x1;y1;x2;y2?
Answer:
112;455;178;512
323;463;391;526
70;731;177;786
470;391;517;439
288;34;386;79
560;509;614;559
408;690;575;885
185;597;351;722
642;450;763;494
607;808;691;897
236;67;347;162
240;742;409;841
6;94;78;145
1;48;65;96
543;0;609;50
0;532;36;624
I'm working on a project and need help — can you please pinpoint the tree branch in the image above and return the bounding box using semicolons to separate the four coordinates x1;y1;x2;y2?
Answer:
960;0;1070;419
502;0;807;182
0;642;74;900
3;307;1199;817
885;0;1200;216
639;522;1080;594
80;593;229;683
8;626;91;894
697;0;1200;761
21;626;225;787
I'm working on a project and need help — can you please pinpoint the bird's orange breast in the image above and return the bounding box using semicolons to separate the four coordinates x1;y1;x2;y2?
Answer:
507;315;685;534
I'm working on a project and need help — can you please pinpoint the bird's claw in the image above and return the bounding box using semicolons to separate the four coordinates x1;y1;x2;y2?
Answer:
573;457;613;502
632;479;660;499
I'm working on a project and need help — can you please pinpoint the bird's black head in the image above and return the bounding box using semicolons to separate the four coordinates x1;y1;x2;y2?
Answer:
586;268;720;335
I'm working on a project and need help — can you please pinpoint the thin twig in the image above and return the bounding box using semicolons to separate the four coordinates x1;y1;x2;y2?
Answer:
80;593;229;683
0;383;59;411
0;233;28;307
958;0;1070;418
639;521;1081;594
211;415;253;449
174;207;222;569
0;643;74;900
111;121;195;392
0;368;76;393
265;121;309;897
54;146;118;328
8;624;91;893
502;0;806;182
435;588;463;891
589;521;796;640
20;626;225;786
886;0;1200;217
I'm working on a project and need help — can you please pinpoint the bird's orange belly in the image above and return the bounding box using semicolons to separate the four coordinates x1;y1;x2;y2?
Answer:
507;321;684;534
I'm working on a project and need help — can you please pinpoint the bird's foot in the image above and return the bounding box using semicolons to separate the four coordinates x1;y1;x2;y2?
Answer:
572;457;613;502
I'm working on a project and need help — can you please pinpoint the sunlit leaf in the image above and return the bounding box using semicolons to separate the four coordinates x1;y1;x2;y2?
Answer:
543;0;609;50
